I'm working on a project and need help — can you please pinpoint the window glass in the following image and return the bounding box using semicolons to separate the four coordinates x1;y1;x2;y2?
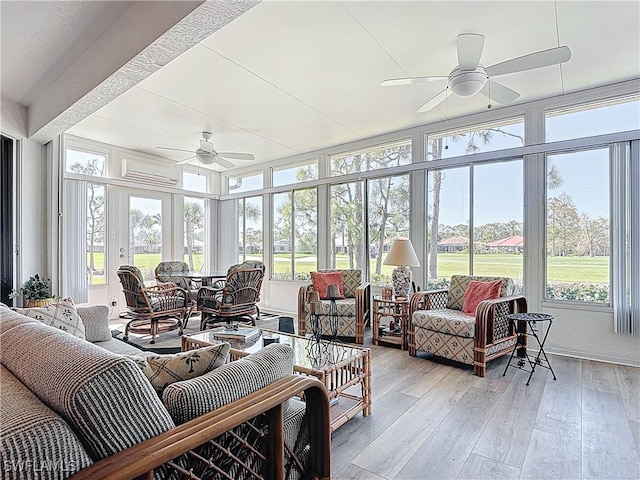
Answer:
546;96;640;142
228;172;263;193
293;189;318;280
129;197;162;283
330;140;411;176
183;171;207;193
273;192;292;280
427;117;524;160
66;149;106;176
426;167;470;288
184;197;205;271
239;197;263;264
330;182;365;271
368;175;410;287
87;183;106;285
546;148;610;303
273;161;318;187
473;161;524;293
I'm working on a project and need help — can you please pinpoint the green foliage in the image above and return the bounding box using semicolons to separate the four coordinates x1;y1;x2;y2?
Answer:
546;282;609;303
10;274;52;300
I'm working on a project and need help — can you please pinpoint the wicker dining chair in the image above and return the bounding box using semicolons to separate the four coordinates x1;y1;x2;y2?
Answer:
117;265;190;344
197;261;265;330
155;261;200;302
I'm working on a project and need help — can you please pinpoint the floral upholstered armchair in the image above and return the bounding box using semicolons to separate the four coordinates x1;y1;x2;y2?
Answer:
409;275;527;377
297;269;371;345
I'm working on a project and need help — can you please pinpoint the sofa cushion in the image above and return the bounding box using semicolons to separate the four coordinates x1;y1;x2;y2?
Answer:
136;343;230;394
0;366;94;479
446;275;513;310
77;305;112;342
412;308;476;338
0;304;40;336
163;343;294;424
0;311;175;461
311;271;345;299
14;299;86;339
461;279;502;315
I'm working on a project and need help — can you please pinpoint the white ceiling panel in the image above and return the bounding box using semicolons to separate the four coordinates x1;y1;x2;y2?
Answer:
556;1;640;92
136;43;358;155
203;1;432;136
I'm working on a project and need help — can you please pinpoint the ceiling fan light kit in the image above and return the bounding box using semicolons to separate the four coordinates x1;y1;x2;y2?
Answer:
382;33;571;113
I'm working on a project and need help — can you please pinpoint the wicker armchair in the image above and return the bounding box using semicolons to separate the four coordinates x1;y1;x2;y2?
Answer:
297;269;371;345
117;265;190;344
198;260;265;330
154;261;200;302
409;275;528;377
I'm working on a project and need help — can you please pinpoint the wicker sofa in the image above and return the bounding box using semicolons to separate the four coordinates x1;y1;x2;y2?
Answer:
297;269;371;345
409;275;528;377
0;303;330;479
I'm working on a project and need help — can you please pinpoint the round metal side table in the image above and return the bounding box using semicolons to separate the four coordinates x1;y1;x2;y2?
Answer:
502;312;557;386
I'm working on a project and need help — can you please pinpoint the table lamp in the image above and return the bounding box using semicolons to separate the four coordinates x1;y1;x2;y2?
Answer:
383;237;420;298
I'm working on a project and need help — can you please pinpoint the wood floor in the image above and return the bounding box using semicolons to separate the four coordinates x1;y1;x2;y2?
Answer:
331;342;640;480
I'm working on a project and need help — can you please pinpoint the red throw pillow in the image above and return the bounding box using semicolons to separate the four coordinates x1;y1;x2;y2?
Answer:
310;272;345;299
461;280;503;315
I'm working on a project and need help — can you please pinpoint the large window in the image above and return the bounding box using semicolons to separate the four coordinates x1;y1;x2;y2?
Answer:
228;172;263;194
129;196;163;282
86;183;106;285
545;149;610;303
426;167;470;287
238;196;263;264
330;182;365;271
368;174;410;286
330;139;411;176
272;189;317;280
184;197;205;271
427;117;524;160
273;161;318;187
546;95;640;142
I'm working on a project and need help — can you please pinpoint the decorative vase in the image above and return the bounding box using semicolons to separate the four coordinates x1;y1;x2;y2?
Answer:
26;298;54;308
391;266;411;297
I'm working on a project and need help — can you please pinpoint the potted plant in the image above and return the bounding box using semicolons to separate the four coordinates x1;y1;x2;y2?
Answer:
10;274;54;307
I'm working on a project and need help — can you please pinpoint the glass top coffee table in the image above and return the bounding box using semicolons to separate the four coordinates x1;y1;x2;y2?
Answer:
182;327;371;433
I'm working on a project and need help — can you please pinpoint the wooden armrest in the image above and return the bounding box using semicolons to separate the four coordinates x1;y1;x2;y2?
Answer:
71;375;331;480
409;288;448;314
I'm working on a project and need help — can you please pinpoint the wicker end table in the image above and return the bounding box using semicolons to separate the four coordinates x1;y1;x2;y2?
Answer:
372;296;410;349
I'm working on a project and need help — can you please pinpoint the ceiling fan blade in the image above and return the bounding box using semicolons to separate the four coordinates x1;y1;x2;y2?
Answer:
156;147;194;153
200;140;214;153
175;156;196;165
457;33;485;70
214;157;236;169
416;88;453;113
217;152;255;161
479;80;520;104
381;76;447;87
486;46;571;77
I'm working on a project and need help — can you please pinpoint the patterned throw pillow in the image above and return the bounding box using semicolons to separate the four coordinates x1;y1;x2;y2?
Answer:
311;271;345;299
129;343;231;394
14;299;86;340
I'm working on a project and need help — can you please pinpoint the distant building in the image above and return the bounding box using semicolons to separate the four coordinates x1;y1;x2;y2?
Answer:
438;236;469;253
485;235;524;253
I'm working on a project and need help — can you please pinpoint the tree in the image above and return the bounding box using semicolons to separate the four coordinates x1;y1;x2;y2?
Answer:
578;214;609;257
547;193;580;256
184;201;204;270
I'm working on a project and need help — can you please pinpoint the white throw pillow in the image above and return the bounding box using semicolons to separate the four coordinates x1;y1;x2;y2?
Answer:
14;299;86;340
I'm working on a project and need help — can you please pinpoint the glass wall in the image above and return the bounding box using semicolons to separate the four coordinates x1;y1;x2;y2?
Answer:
184;197;205;271
330;139;411;176
273;160;318;187
329;181;365;271
238;196;263;264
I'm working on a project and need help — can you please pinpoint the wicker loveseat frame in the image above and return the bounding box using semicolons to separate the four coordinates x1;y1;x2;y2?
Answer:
71;375;331;480
408;275;528;377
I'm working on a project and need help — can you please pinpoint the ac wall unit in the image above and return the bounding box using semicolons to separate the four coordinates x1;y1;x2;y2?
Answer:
121;158;179;186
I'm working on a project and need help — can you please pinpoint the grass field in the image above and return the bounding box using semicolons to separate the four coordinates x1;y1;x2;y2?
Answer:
88;252;609;286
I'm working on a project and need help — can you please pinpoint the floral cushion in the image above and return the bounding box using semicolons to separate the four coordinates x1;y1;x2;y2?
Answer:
14;299;86;340
128;343;230;394
412;308;476;338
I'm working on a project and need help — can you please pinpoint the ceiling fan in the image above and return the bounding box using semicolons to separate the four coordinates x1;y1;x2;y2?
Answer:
382;33;571;113
156;132;255;169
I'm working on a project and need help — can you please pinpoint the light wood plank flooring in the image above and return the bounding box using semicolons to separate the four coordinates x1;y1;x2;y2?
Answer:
332;342;640;480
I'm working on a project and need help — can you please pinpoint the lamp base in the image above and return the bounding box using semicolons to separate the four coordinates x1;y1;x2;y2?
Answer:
392;266;411;298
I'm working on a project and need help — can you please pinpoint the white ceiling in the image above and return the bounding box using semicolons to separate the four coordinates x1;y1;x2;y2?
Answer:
3;1;639;172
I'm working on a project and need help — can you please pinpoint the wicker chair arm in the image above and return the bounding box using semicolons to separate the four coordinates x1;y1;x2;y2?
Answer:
143;285;189;306
71;375;331;480
197;285;224;302
475;294;528;344
409;289;448;315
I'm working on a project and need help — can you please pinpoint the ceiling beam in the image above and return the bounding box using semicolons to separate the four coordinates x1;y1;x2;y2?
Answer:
29;0;260;144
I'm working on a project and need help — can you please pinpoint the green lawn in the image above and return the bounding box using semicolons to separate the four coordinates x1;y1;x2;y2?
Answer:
87;251;609;286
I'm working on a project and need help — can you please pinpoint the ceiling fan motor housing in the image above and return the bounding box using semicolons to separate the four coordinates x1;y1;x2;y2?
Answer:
449;66;488;97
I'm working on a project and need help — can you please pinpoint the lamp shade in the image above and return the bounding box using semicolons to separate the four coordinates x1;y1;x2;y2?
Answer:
383;238;420;267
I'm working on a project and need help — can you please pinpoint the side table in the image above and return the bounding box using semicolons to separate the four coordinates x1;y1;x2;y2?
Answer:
502;312;557;386
373;296;409;349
